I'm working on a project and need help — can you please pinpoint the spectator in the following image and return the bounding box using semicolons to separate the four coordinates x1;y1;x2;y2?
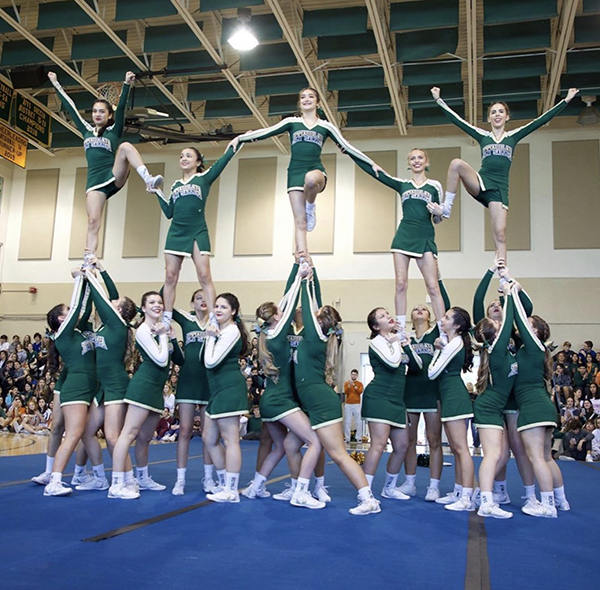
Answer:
552;363;572;388
573;365;592;394
32;333;43;354
163;384;176;413
590;383;600;414
580;399;598;423
591;417;600;461
155;409;173;440
560;397;580;424
0;350;8;371
579;341;596;364
554;341;572;359
560;418;594;462
8;335;20;354
0;335;9;352
343;368;364;443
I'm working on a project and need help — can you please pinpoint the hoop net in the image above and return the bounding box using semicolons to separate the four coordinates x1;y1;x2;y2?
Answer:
97;82;121;109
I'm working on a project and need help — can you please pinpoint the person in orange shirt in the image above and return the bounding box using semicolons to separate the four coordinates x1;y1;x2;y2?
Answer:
344;369;364;442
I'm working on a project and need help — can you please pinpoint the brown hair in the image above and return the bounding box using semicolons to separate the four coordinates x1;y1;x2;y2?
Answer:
449;307;474;373
367;307;385;339
46;304;66;374
298;87;321;105
183;146;205;173
215;292;251;357
255;301;279;382
487;101;510;118
317;305;342;387
93;99;115;136
473;318;497;393
530;315;553;385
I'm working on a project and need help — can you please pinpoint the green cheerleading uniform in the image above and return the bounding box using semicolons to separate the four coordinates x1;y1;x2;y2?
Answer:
260;271;303;422
512;292;557;432
238;116;374;191
474;294;519;429
435;97;568;209
294;280;342;430
51;78;130;197
428;337;473;422
54;276;99;407
53;367;67;398
352;156;443;257
362;336;422;428
205;324;248;419
157;146;237;257
172;308;210;405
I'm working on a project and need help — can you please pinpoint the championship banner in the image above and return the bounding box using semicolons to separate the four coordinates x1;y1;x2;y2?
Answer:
0;121;27;168
0;80;14;124
14;92;51;148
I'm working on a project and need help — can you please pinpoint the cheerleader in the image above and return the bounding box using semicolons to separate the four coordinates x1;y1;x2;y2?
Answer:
509;280;570;517
294;275;380;515
351;149;446;339
203;293;251;503
229;88;377;256
431;86;578;261
472;280;516;519
156;146;238;327
362;307;422;499
170;288;218;496
108;292;183;499
47;71;163;263
428;307;475;511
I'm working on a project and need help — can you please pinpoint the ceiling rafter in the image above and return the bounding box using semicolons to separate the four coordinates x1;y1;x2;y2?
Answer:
543;0;578;112
465;0;478;125
71;0;212;136
264;0;337;126
169;0;287;154
365;0;407;135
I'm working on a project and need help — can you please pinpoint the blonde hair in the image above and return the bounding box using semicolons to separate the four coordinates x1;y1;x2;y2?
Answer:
407;147;429;164
256;302;279;383
473;318;497;393
318;305;342;387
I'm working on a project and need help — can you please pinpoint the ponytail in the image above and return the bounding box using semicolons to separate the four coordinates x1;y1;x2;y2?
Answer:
449;306;474;373
255;302;279;382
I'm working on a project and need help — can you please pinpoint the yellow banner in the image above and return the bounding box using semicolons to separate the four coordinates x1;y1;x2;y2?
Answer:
0;121;27;168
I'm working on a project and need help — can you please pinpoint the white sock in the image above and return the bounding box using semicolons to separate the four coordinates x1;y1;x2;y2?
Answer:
177;468;186;482
305;201;315;211
384;471;399;489
136;466;148;480
314;475;325;488
453;483;463;495
290;478;298;490
217;469;226;486
204;464;214;479
442;191;456;218
296;477;310;493
112;471;124;486
553;485;566;502
74;464;85;476
163;311;173;326
541;491;554;507
493;479;506;494
136;165;151;182
225;472;239;492
92;464;105;480
406;474;416;485
480;491;493;505
251;472;267;489
429;478;440;490
50;472;62;484
524;484;536;500
358;486;374;501
124;470;134;482
395;315;406;330
462;487;473;500
45;455;54;473
365;474;374;487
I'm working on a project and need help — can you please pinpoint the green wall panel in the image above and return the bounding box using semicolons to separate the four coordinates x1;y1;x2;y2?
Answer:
201;0;264;10
72;31;127;60
574;15;600;44
347;108;395;128
115;0;178;21
0;6;19;34
317;33;376;59
566;50;600;74
98;57;142;83
483;78;541;103
144;23;204;53
403;61;462;86
396;28;458;62
239;43;296;71
409;83;463;110
37;1;94;30
484;0;557;25
0;38;54;67
303;7;367;38
204;98;251;118
483;54;546;80
187;81;239;101
412;105;465;127
338;88;390;112
391;0;458;32
327;67;383;91
256;74;308;96
268;94;297;117
167;50;215;71
484;20;551;53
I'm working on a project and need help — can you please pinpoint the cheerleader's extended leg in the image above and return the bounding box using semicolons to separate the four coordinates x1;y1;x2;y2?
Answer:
488;202;508;262
85;190;107;256
477;429;512;518
416;253;446;322
135;412;165;491
77;402;109;491
191;242;216;313
207;416;242;503
392;252;410;334
303;170;326;233
163;253;184;318
289;190;309;256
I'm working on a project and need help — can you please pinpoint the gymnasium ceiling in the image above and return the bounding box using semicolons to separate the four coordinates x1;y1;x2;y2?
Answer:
0;0;598;153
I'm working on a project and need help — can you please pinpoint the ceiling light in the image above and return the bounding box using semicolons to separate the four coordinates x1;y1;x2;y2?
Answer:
228;7;258;51
577;96;600;126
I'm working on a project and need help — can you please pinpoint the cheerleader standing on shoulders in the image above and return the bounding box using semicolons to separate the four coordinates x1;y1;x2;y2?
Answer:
427;307;476;511
108;292;183;499
362;307;422;500
48;71;163;264
203;294;251;503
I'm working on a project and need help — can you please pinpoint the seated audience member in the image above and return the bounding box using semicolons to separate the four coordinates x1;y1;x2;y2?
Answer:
552;363;572;389
241;405;263;441
579;341;596;364
155;409;173;440
560;397;580;424
591;417;600;461
560;419;594;462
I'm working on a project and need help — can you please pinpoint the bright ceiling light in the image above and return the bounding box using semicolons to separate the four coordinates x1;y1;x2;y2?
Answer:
228;7;258;51
577;96;600;126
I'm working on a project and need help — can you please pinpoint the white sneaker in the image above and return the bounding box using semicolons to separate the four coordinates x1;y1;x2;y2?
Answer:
125;478;140;494
291;490;326;509
493;490;511;505
146;174;164;193
381;486;411;500
558;455;576;461
202;477;221;494
555;497;570;511
425;486;440;502
136;476;166;491
207;489;240;503
586;454;594;463
313;485;331;503
478;502;513;519
76;476;109;491
435;491;459;505
172;479;185;496
398;481;417;497
241;483;270;499
273;483;295;501
521;497;539;510
445;497;475;512
44;480;73;497
71;472;94;486
349;497;381;516
305;203;316;232
108;482;140;500
31;471;51;486
521;500;557;518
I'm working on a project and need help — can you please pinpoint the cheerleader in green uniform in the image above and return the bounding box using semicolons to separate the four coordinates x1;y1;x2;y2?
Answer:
203;293;251;503
352;149;447;339
170;288;219;496
108;292;183;500
362;307;422;500
229;88;377;256
243;264;325;509
472;280;516;519
430;86;578;261
472;260;537;510
43;272;103;496
295;276;380;515
156;146;239;327
47;71;163;262
510;280;570;518
428;307;475;512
